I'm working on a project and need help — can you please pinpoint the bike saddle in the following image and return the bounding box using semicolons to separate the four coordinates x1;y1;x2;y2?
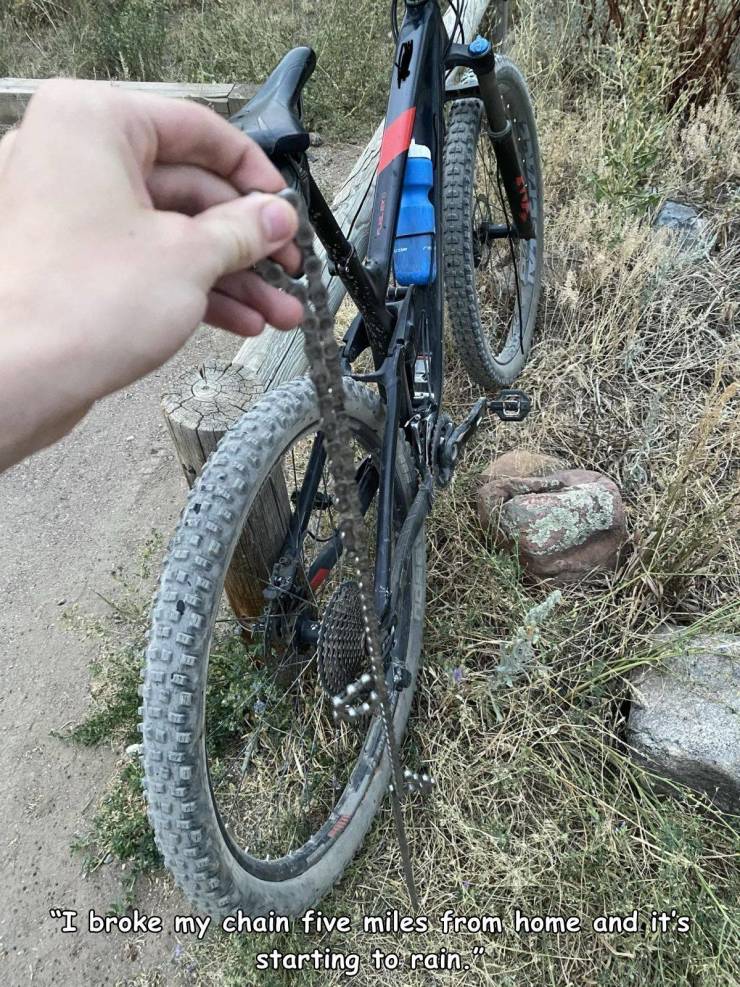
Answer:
230;46;316;156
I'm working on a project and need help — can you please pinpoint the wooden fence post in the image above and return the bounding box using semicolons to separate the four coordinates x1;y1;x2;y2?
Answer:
162;361;291;632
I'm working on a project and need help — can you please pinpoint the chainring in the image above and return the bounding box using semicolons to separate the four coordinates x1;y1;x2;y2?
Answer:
432;413;454;486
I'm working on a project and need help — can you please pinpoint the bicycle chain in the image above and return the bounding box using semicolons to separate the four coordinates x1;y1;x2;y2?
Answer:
253;188;420;910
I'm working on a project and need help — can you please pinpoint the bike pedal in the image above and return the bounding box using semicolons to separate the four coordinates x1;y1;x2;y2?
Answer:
488;388;532;422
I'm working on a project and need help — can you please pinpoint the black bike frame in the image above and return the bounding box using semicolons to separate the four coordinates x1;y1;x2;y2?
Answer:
278;0;533;641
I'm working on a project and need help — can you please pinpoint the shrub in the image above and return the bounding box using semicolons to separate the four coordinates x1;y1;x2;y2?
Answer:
89;0;169;80
580;0;740;107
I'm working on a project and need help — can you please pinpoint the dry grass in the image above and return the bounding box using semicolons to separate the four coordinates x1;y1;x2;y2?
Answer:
21;0;737;984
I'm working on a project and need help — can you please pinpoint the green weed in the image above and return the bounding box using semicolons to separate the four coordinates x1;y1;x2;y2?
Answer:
71;759;160;912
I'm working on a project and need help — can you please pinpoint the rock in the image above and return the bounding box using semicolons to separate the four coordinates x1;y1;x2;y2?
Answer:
480;449;565;485
478;460;627;584
654;199;713;255
478;450;566;529
627;632;740;813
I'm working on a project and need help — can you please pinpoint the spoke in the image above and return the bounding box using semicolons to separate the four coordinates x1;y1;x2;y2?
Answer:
322;463;337;536
290;448;298;498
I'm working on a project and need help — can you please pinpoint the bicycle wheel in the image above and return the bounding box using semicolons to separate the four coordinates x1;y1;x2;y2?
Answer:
141;377;425;918
443;57;544;389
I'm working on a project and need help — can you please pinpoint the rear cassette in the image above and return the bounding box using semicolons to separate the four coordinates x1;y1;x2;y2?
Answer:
317;580;367;696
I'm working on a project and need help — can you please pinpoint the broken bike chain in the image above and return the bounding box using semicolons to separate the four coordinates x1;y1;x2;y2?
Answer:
254;188;422;910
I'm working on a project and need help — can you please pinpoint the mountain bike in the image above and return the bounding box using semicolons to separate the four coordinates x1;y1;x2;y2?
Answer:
141;0;543;918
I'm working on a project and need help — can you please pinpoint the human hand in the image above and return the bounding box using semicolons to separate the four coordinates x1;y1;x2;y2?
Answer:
0;80;304;470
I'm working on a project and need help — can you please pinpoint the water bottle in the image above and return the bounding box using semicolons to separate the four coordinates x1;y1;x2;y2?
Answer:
393;140;435;286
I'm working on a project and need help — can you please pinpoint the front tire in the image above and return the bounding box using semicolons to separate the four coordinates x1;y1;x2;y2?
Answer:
443;57;544;389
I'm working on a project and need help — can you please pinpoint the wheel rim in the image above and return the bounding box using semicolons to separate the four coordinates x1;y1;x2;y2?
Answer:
201;419;413;879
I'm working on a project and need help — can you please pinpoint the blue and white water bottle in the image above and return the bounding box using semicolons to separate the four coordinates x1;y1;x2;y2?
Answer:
393;140;435;286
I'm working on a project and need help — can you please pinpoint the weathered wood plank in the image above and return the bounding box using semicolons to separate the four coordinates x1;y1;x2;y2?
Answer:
228;81;259;117
0;78;256;128
233;0;495;388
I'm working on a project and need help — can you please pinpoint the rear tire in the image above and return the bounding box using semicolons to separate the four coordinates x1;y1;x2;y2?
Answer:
141;377;425;918
443;57;544;388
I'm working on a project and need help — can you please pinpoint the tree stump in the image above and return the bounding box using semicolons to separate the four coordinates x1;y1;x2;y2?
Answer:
162;361;291;633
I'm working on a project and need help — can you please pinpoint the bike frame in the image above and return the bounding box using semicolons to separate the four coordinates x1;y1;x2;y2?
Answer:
276;0;532;648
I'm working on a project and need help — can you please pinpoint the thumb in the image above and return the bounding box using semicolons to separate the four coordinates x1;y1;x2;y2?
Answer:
193;192;298;281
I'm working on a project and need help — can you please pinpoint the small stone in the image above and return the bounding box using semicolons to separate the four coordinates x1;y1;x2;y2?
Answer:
627;631;740;812
654;200;713;255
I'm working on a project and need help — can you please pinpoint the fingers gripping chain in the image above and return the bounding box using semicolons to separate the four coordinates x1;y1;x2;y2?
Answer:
254;188;423;909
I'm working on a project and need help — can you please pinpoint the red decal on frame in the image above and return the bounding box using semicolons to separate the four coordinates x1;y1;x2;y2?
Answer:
377;107;417;174
310;567;330;591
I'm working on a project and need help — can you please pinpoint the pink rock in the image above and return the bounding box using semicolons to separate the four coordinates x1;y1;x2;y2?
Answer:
480;449;565;484
478;454;627;584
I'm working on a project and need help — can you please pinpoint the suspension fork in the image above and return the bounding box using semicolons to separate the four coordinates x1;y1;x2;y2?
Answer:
446;38;535;239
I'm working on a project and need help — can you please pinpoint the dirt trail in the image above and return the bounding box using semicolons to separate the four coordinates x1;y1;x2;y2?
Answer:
1;328;235;986
0;142;361;987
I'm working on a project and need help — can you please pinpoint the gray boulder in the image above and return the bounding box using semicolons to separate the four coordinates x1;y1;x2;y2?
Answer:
627;631;740;813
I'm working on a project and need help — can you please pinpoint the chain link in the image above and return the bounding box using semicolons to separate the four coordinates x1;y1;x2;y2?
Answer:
254;189;419;910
